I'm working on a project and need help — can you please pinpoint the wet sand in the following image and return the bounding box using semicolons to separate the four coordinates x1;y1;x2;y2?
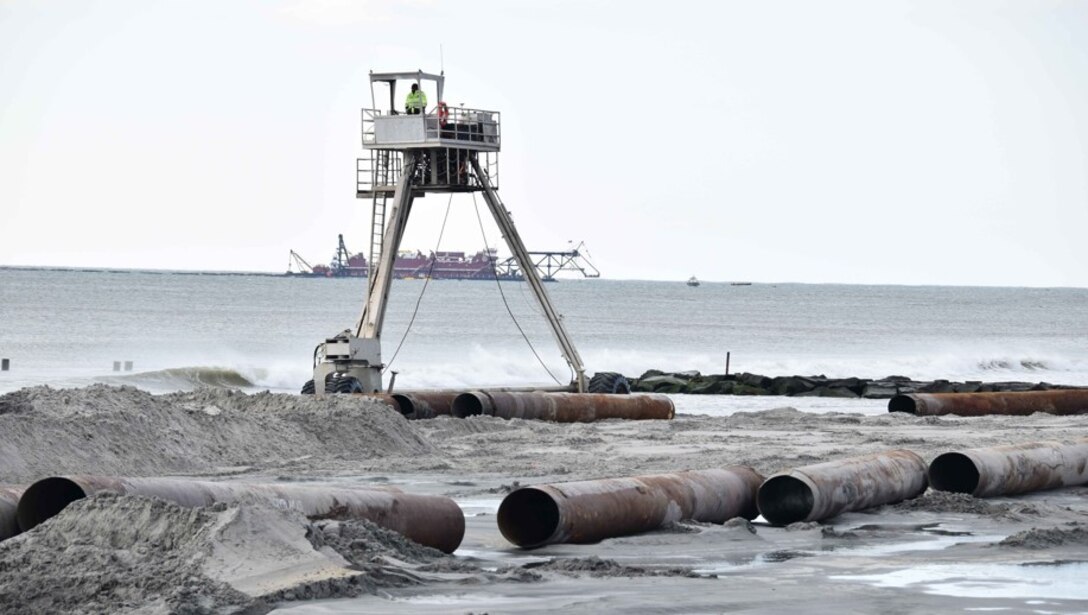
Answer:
2;386;1088;613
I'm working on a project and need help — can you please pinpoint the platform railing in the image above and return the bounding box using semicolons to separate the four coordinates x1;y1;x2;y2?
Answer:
362;107;501;149
427;106;501;147
356;151;403;194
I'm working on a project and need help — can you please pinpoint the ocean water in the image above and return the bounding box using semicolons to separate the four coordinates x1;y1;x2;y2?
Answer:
1;268;1086;396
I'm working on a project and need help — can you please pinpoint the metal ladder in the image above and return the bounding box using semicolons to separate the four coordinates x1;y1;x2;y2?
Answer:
368;150;394;289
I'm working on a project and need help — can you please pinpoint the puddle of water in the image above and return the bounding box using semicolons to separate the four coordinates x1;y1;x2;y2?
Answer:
851;522;976;537
834;532;1003;557
761;550;814;563
834;561;1088;600
376;593;530;606
452;547;550;568
696;526;1000;575
274;587;607;614
274;593;544;613
455;497;502;517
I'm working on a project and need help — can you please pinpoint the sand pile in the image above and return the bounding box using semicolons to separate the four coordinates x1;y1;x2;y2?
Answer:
529;556;699;578
0;492;465;614
308;517;446;566
0;385;436;481
999;523;1088;549
0;494;258;614
889;491;1013;516
6;386;1087;486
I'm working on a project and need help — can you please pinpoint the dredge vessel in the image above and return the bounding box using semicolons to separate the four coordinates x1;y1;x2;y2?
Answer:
287;235;518;280
288;234;599;282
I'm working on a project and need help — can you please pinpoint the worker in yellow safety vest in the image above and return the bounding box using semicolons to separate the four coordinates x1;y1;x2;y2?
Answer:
405;83;427;115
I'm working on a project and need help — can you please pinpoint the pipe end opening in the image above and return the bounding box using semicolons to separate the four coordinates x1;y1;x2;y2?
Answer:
16;477;88;532
888;395;919;414
390;394;415;419
497;488;560;548
928;452;980;494
757;475;815;526
452;393;484;418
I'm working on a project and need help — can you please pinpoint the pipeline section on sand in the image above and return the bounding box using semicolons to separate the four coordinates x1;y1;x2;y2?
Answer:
391;391;458;420
453;391;675;422
889;390;1088;417
0;486;25;541
929;439;1088;497
17;476;465;553
353;393;405;414
757;450;928;526
497;467;763;548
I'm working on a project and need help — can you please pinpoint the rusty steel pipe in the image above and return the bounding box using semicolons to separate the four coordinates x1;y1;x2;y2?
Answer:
394;387;578;420
757;450;928;526
0;486;24;541
929;440;1088;497
391;392;459;420
889;390;1088;417
16;476;465;553
351;393;404;414
496;467;763;548
451;391;496;418
453;391;675;422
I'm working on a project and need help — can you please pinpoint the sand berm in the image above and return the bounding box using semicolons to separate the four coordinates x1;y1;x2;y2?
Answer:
3;384;1088;613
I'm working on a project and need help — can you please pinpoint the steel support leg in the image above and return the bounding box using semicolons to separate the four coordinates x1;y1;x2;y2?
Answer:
308;151;418;395
356;152;417;341
471;158;587;392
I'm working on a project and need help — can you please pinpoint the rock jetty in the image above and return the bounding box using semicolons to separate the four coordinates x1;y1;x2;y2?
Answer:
626;370;1077;399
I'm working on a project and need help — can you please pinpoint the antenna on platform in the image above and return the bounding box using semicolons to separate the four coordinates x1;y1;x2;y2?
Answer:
439;44;444;74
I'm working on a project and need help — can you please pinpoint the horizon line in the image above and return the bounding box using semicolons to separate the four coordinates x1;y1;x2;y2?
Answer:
1;264;1084;291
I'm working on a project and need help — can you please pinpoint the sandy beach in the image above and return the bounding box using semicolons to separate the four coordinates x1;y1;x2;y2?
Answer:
1;385;1086;613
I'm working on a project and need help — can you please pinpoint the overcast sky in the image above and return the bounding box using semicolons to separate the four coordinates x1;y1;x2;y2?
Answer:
2;0;1086;286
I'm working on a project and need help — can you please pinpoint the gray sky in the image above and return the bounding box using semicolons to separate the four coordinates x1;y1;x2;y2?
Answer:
2;0;1086;286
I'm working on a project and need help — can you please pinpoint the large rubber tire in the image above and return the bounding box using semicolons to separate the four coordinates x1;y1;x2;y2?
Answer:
588;372;631;394
300;380;315;395
334;376;365;394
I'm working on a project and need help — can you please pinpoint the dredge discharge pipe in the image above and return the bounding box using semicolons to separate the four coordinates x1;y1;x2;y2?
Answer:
353;393;404;414
929;440;1088;497
889;390;1088;417
497;467;763;548
391;392;459;420
17;476;465;553
0;486;24;541
453;391;675;422
757;450;928;526
452;391;495;418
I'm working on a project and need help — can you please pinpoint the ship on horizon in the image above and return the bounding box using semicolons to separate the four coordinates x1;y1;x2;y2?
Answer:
287;235;602;282
287;235;520;281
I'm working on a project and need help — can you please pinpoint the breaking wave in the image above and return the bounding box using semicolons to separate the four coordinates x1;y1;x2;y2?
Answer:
68;352;1088;395
976;358;1052;372
101;367;257;391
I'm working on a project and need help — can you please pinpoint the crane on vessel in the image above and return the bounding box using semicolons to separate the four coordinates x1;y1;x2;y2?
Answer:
494;241;601;282
302;70;626;396
286;250;315;275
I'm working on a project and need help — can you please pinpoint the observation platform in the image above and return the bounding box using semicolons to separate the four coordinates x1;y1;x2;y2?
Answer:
356;70;501;197
362;108;501;152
